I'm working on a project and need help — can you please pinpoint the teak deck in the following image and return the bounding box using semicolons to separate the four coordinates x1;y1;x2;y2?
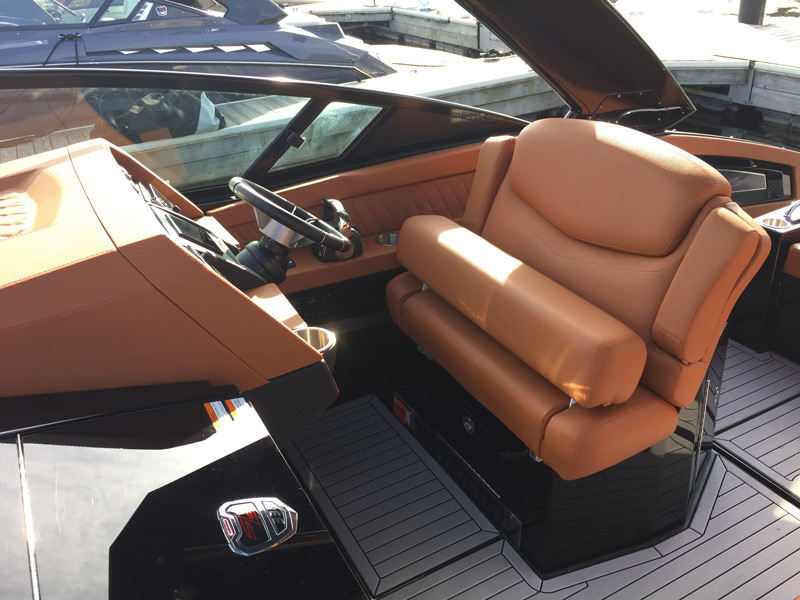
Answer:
286;341;800;599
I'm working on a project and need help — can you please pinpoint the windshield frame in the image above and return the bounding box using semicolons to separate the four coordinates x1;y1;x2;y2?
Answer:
0;68;528;199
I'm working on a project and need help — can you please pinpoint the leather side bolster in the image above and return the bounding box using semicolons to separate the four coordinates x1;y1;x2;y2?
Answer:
461;135;516;234
652;204;767;363
397;215;647;408
539;387;679;480
401;289;569;455
386;271;424;328
784;243;800;279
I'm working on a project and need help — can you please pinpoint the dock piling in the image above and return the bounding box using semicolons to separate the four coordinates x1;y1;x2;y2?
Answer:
738;0;767;24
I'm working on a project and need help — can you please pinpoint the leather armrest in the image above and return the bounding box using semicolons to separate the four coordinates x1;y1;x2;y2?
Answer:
653;205;766;363
397;215;647;408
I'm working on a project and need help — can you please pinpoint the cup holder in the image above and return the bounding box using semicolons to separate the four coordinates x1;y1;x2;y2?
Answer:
762;218;791;229
295;326;337;370
376;233;399;247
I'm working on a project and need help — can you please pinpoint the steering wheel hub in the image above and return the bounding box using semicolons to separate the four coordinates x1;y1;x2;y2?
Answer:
230;177;352;284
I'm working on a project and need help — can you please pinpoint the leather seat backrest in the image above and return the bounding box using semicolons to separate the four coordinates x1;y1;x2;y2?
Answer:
474;119;769;407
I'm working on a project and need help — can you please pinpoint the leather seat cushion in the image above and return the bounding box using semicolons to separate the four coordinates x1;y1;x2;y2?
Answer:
392;283;569;455
538;386;679;480
396;215;647;408
507;119;731;257
386;274;679;477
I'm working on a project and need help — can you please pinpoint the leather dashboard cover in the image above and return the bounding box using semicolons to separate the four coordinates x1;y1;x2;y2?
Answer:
0;141;323;397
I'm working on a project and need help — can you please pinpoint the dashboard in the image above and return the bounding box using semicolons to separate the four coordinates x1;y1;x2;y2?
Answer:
0;139;321;398
124;165;270;291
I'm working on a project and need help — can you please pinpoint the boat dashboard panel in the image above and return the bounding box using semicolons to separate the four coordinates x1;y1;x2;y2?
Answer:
0;140;321;398
663;133;800;218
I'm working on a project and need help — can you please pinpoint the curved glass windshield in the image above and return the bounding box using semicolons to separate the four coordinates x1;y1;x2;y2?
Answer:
0;85;386;189
3;0;107;27
0;73;526;192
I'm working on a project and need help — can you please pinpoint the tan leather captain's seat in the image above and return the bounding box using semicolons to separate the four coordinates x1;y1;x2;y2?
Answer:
386;118;770;480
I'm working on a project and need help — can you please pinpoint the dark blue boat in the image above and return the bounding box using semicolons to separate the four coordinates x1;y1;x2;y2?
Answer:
0;0;395;82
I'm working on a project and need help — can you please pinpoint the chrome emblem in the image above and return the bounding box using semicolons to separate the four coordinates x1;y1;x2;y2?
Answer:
217;497;298;556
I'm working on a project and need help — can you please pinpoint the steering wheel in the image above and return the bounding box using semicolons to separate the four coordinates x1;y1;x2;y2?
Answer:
229;177;352;253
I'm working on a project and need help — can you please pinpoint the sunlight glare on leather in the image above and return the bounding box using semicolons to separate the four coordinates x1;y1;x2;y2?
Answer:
437;226;521;283
0;192;36;239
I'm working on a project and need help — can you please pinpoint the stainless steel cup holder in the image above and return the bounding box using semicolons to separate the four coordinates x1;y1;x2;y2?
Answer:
376;233;399;247
295;326;337;370
762;218;791;229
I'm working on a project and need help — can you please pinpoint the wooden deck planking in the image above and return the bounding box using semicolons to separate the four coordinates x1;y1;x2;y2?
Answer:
680;522;800;600
718;375;800;500
760;436;800;468
747;412;800;458
761;569;800;600
724;546;800;599
717;342;800;432
524;455;800;599
729;399;800;447
718;471;743;496
772;452;800;478
292;396;800;600
294;387;800;600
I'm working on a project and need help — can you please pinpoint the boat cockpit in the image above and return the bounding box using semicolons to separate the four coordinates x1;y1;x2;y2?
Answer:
2;50;800;598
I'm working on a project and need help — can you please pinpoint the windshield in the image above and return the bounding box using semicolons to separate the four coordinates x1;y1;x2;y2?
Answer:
0;0;109;26
0;86;323;188
0;72;526;192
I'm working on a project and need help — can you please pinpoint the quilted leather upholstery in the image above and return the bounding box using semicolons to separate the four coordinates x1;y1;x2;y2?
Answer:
341;172;474;236
223;172;475;244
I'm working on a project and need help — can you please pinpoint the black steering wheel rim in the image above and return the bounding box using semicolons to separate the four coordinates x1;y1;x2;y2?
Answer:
229;177;352;253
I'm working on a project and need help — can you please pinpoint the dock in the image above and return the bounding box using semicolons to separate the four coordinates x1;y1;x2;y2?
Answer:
301;3;800;127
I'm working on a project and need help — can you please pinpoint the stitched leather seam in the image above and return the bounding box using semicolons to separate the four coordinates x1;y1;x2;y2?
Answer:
0;249;115;291
581;339;641;407
669;229;753;361
656;192;728;258
471;142;514;231
501;193;684;274
0;288;152;335
652;322;682;356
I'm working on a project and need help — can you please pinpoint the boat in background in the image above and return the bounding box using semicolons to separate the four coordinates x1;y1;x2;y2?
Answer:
0;0;395;82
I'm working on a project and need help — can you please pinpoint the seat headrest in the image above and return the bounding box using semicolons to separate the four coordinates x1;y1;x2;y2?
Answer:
508;119;731;257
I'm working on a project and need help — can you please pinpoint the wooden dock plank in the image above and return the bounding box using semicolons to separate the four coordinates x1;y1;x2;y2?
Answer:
15;142;35;158
0;146;18;163
32;136;52;154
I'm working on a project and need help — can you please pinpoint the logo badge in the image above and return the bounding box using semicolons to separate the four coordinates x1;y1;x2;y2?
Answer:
155;5;167;16
217;498;298;556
